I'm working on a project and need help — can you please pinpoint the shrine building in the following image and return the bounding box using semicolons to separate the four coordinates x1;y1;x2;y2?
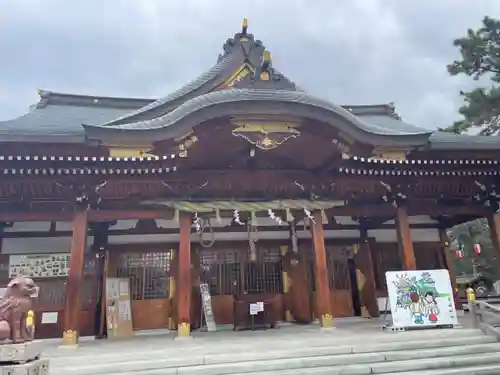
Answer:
2;20;500;344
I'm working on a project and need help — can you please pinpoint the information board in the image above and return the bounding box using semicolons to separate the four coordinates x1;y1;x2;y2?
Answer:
106;277;134;339
386;269;458;329
199;283;217;332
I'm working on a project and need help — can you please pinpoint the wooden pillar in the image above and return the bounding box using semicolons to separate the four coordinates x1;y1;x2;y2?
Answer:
395;206;416;270
488;213;500;265
438;229;461;310
310;211;333;328
280;245;293;322
62;209;88;346
168;248;176;330
0;223;4;254
353;229;379;318
177;212;192;338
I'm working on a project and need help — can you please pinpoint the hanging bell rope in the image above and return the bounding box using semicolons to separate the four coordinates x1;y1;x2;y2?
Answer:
199;218;216;248
290;221;299;253
320;209;328;224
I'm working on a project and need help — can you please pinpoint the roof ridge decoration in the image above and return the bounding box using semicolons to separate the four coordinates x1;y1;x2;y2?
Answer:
95;19;297;128
35;89;154;110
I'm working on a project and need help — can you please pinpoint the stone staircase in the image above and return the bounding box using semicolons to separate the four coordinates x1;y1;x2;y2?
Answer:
47;327;500;375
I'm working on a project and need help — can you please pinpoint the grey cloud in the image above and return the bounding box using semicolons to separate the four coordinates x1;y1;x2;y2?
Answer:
1;0;500;130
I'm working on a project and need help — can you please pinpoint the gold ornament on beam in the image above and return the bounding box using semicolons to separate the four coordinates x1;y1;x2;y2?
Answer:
231;122;300;150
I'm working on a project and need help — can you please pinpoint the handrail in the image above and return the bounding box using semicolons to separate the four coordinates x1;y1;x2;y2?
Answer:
468;288;500;340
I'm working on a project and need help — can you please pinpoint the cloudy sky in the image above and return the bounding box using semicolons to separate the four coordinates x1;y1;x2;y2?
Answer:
1;0;499;129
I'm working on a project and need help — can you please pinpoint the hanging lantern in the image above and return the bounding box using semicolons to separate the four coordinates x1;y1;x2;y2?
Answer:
474;243;482;255
455;249;464;259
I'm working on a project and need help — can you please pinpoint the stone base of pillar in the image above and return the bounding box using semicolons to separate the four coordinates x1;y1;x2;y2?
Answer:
0;341;49;374
168;317;176;330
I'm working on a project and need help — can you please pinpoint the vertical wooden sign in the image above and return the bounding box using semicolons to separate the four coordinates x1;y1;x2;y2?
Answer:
106;277;133;339
199;283;217;332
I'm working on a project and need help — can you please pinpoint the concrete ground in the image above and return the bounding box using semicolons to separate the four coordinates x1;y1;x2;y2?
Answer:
43;314;477;359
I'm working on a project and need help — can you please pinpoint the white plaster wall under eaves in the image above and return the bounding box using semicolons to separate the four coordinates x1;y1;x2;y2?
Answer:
0;216;439;255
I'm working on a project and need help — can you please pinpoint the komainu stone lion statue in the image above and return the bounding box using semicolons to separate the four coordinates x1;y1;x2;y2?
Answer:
0;277;39;343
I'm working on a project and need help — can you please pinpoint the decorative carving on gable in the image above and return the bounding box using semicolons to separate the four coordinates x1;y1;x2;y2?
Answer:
108;147;156;158
218;64;253;89
231;118;301;150
372;148;408;161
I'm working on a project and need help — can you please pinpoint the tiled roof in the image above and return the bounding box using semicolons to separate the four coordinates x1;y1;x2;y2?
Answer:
428;132;500;150
0;103;131;142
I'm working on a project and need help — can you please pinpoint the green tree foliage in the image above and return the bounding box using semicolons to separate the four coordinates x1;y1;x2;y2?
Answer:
444;17;500;135
447;219;499;279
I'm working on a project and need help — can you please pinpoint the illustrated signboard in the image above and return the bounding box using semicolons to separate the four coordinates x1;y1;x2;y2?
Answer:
9;254;70;278
199;283;217;332
106;277;134;339
385;269;458;328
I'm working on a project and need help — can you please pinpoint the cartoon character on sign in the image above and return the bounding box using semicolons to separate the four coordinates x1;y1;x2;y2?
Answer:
424;291;440;323
408;287;424;324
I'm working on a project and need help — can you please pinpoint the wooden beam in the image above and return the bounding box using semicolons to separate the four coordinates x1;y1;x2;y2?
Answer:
177;212;192;338
395;205;416;270
1;221;442;239
0;201;489;223
61;209;88;346
354;228;379;317
0;209;173;222
310;211;333;328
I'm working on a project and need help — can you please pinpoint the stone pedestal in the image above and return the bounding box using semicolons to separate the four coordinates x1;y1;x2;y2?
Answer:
0;341;49;375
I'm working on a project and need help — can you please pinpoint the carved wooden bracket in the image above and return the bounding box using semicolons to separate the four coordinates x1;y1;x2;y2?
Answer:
380;181;409;207
473;180;500;212
55;180;107;210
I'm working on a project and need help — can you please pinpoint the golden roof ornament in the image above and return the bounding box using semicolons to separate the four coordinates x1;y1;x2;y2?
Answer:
242;18;248;35
262;50;271;72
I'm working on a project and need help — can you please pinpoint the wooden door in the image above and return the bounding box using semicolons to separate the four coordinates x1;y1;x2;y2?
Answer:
326;246;354;317
113;250;171;331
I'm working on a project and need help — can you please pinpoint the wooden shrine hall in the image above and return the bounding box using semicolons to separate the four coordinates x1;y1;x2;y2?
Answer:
2;19;500;344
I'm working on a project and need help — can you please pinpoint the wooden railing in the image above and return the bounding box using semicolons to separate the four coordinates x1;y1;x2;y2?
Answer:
469;297;500;340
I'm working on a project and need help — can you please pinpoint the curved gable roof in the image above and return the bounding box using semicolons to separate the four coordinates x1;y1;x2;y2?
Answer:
99;24;297;127
84;88;432;147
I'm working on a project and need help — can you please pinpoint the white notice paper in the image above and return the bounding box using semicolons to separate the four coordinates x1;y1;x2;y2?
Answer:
41;312;58;324
249;303;260;315
256;301;264;313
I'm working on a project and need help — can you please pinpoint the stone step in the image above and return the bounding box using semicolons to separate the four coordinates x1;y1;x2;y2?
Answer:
401;364;500;375
229;352;500;375
49;341;500;375
48;328;489;366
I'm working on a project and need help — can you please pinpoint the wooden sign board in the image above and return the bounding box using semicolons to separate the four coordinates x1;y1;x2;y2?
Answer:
386;269;458;329
199;283;217;332
106;277;134;339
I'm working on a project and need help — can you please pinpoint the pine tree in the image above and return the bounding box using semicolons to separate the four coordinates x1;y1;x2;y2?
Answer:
443;17;500;135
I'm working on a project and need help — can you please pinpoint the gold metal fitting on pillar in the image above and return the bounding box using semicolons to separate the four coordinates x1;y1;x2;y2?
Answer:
466;286;476;302
26;310;35;339
177;322;190;337
62;329;78;346
320;313;333;328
